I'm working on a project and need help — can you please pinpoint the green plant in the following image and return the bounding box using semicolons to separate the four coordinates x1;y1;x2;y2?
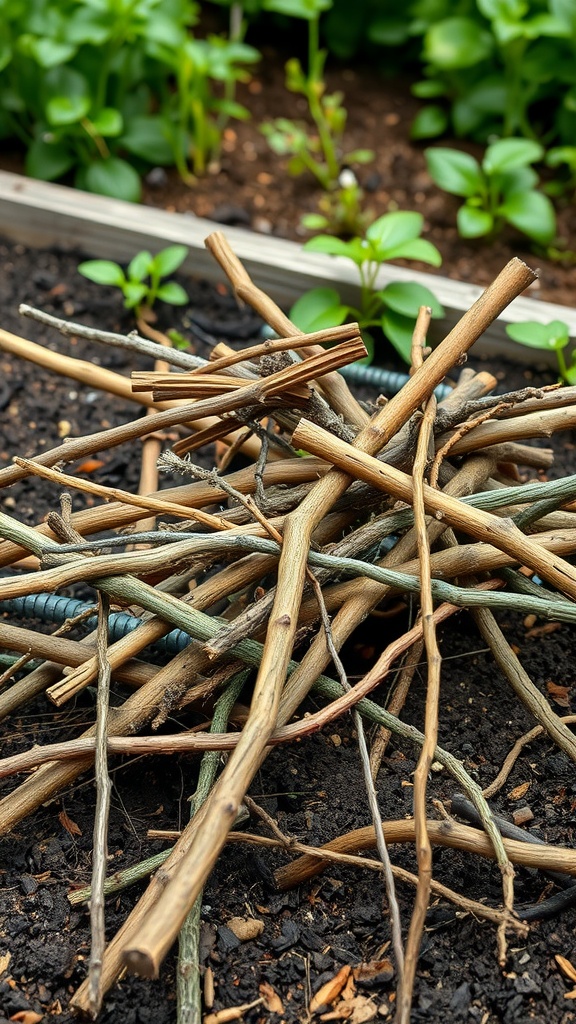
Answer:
505;319;576;382
300;169;373;237
0;0;201;201
260;0;373;190
425;138;556;244
78;245;189;317
289;210;443;363
148;34;259;180
410;0;576;145
0;0;260;198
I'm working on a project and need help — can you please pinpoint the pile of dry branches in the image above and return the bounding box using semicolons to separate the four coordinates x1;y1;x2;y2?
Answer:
2;235;576;1022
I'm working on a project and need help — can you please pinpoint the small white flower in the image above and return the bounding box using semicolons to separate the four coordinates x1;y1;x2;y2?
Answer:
338;168;358;189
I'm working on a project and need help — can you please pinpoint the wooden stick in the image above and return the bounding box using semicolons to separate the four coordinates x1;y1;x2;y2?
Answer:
12;458;233;530
398;394;439;1024
274;817;576;888
0;458;328;566
0;621;155;688
292;418;576;602
204;231;370;429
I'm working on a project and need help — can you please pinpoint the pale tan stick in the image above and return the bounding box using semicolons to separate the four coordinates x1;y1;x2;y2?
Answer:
89;596;112;1017
440;405;576;457
483;715;576;800
292;418;576;602
0;324;267;463
397;395;440;1024
0;622;155;688
431;405;505;488
12;458;233;530
134;318;173;535
204;231;370;429
191;322;361;375
131;333;366;401
0;326;169;409
273;817;576;887
0;457;328;566
146;828;526;931
369;641;424;781
6;693;576;787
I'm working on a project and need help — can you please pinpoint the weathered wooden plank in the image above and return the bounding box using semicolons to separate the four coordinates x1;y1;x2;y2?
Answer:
0;170;573;365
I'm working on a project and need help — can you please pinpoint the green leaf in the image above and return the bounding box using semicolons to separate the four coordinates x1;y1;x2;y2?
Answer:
457;205;494;237
381;310;416;364
345;148;375;164
506;320;570;349
304;236;365;263
153;245;189;278
263;0;331;21
499;190;556;244
411;105;449;140
123;281;149;309
127;251;153;282
156;281;189;305
423;17;493;69
412;80;447;99
120;115;176;165
78;260;126;287
483;138;544;175
366;211;423;253
90;107;123;138
19;36;77;67
25;137;75;182
290;288;349;333
380;281;444;319
46;93;91;127
300;214;330;230
546;146;576;171
382;239;443;267
425;147;482;197
78;157;142;202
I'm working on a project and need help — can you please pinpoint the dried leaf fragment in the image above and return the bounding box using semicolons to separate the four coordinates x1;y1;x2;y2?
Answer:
259;981;284;1013
58;810;82;836
507;781;530;802
203;997;263;1024
10;1013;43;1024
353;959;394;985
310;965;352;1012
556;954;576;983
546;681;572;707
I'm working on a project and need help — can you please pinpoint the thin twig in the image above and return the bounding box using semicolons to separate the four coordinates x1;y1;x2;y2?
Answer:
88;594;112;1018
397;389;438;1024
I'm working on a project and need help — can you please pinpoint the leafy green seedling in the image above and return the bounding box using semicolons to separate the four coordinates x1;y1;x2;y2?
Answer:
425;138;556;245
78;246;189;318
300;169;373;237
505;320;576;383
261;0;373;191
290;210;443;364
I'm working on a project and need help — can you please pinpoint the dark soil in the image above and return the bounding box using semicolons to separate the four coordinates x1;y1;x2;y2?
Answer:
1;233;576;1024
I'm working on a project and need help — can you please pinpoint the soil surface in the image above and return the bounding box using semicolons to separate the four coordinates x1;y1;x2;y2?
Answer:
1;234;576;1024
